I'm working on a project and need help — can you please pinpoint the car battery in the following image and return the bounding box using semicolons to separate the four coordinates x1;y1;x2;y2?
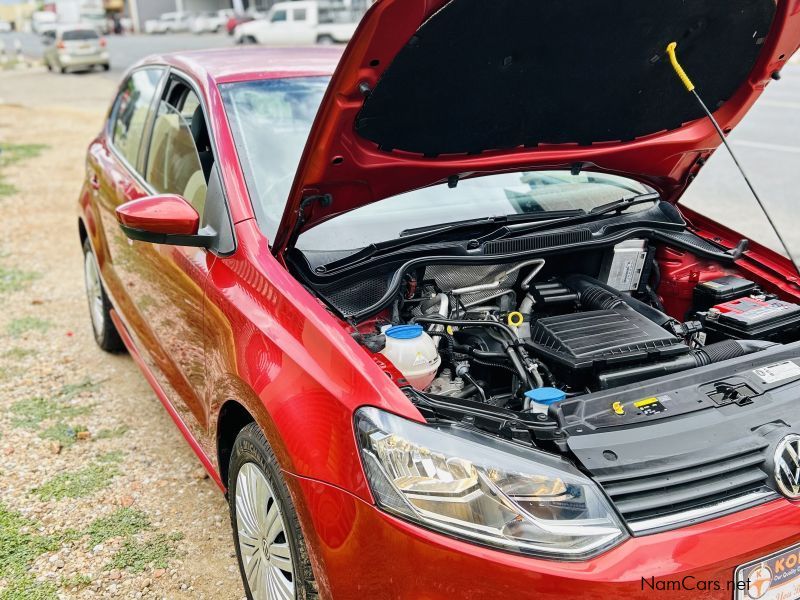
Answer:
692;276;757;313
702;296;800;342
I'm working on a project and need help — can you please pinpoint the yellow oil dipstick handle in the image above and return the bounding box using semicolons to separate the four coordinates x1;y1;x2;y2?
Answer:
666;42;695;92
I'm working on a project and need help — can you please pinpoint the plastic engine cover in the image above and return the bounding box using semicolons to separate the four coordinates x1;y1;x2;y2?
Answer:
526;307;688;385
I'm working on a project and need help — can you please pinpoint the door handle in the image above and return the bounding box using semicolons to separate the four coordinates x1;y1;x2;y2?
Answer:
90;174;101;190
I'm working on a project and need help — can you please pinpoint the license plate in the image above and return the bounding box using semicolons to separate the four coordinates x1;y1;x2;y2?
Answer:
735;543;800;600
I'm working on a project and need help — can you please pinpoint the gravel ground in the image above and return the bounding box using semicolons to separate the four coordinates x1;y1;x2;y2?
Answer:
0;69;245;599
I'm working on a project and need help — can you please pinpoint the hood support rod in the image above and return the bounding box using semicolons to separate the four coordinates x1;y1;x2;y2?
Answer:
667;42;800;274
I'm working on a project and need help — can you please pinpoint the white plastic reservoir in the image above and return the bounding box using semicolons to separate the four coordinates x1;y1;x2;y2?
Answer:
380;325;441;390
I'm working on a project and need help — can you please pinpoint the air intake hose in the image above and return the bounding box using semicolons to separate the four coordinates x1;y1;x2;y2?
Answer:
597;339;776;389
564;275;675;327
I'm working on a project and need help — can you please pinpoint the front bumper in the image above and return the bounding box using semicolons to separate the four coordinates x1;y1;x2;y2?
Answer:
287;473;800;599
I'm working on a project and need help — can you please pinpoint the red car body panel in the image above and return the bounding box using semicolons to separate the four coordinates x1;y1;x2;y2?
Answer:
288;474;800;599
272;0;800;251
76;11;800;597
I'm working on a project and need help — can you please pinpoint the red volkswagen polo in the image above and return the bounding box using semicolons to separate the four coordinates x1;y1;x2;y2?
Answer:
78;1;800;598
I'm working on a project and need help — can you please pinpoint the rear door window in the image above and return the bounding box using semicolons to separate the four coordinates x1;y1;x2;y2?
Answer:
111;68;165;170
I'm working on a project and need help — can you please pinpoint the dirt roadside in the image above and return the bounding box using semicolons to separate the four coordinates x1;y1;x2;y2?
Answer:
0;70;244;598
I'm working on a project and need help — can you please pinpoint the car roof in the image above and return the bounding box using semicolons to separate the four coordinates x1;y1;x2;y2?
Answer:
139;46;343;85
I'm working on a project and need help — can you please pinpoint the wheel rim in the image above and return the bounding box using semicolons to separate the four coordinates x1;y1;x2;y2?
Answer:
235;463;295;600
83;251;105;338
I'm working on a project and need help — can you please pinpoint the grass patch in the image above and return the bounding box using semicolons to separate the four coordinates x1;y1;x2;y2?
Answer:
0;143;47;203
107;532;183;573
95;425;129;440
59;573;91;589
40;422;88;447
0;268;39;296
0;504;59;600
0;143;48;168
9;397;90;430
2;347;35;360
33;462;120;501
98;450;124;464
0;573;58;600
86;508;150;547
6;316;50;337
0;180;16;198
57;377;100;400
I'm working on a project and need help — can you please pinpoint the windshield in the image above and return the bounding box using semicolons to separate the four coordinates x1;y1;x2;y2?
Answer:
63;29;98;40
221;76;330;243
221;76;653;253
298;171;653;253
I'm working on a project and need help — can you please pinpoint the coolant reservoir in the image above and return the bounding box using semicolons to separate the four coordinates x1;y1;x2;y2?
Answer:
380;325;441;390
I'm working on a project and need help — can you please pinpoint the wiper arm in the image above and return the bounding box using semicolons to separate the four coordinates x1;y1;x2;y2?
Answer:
398;210;584;238
317;210;585;273
587;192;660;217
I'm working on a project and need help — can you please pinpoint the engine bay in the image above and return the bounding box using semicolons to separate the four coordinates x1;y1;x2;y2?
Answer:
288;204;800;455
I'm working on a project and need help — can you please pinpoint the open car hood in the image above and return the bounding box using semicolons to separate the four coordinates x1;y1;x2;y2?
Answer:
273;0;800;253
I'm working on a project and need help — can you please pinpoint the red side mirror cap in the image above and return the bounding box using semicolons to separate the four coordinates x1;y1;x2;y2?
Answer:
115;195;212;248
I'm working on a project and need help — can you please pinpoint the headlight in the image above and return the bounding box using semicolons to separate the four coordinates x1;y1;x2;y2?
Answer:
355;407;627;559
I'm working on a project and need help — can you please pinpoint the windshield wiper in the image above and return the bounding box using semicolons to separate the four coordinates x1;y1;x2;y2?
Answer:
587;192;660;217
315;210;585;273
398;210;584;238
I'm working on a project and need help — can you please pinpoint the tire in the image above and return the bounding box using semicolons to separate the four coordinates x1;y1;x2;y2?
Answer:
82;238;125;353
60;66;67;74
241;35;257;45
316;35;334;45
101;63;110;71
228;423;318;600
45;59;52;71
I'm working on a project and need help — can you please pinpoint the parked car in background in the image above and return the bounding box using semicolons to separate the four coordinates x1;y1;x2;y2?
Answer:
234;1;358;45
31;11;57;34
226;12;257;35
82;11;110;34
43;25;109;73
144;12;191;34
191;9;234;34
0;19;13;33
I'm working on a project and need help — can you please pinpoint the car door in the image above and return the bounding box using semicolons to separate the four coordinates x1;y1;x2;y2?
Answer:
95;69;218;445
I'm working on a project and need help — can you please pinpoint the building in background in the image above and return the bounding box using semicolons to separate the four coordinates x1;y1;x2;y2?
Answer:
0;1;37;31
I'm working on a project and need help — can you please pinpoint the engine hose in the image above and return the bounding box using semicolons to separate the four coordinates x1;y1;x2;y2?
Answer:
565;275;675;327
471;356;522;378
597;339;777;389
411;316;519;345
412;316;536;390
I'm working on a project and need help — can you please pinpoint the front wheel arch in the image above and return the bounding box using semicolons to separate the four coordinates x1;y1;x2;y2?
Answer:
217;399;256;492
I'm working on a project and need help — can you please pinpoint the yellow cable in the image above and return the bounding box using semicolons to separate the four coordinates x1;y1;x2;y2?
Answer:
666;42;695;92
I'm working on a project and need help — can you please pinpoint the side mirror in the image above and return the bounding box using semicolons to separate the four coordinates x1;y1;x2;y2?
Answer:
115;194;214;248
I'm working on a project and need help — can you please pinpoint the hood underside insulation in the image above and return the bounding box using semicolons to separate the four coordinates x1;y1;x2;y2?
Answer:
355;0;776;155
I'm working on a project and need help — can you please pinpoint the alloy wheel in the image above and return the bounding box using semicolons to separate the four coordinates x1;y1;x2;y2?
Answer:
235;463;295;600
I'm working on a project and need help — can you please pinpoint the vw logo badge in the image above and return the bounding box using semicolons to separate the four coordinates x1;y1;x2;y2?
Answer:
774;434;800;500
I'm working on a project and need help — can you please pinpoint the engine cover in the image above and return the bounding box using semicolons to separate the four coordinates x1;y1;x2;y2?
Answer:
526;307;688;385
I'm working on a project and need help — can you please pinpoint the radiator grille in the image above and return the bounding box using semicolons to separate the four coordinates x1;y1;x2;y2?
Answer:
595;443;773;531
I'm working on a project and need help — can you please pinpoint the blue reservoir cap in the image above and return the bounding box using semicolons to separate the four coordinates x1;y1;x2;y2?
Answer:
385;324;424;340
524;387;566;405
